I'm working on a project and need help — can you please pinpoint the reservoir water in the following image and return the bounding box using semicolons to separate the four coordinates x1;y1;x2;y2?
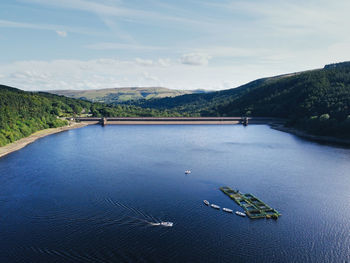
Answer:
0;125;349;262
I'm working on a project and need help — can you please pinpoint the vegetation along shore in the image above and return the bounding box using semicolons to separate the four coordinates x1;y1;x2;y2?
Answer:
0;122;91;159
1;61;350;148
0;84;183;147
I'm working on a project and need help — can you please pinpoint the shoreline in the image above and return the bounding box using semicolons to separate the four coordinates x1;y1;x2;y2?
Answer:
271;124;350;146
0;122;94;159
1;121;349;159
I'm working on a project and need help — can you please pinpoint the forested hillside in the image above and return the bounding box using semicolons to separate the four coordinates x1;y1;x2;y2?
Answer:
2;62;350;145
127;62;350;138
125;74;299;115
216;63;350;138
0;85;183;146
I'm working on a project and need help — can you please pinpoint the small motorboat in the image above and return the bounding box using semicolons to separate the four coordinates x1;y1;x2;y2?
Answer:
235;211;246;217
160;221;174;227
203;200;210;206
185;170;191;174
222;208;233;213
210;204;220;210
151;221;174;227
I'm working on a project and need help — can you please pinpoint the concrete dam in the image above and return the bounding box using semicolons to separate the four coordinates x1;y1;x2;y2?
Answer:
74;117;286;126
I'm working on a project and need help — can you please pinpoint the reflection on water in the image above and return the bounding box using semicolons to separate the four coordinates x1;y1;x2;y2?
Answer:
0;124;350;262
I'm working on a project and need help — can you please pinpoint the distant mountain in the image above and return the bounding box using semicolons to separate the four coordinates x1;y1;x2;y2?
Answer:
48;87;209;104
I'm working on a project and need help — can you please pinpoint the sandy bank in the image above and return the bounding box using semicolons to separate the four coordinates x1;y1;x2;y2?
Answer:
271;124;350;146
0;122;93;159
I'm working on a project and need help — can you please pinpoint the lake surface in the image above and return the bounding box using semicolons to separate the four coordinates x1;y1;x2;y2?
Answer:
0;125;350;262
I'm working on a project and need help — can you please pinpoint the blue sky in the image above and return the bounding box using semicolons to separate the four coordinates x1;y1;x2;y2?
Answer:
0;0;350;91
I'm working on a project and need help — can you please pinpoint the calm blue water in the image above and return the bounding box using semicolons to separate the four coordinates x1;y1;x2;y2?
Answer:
0;125;350;262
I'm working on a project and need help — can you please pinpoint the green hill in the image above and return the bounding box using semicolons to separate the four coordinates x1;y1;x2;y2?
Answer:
0;85;184;146
129;62;350;138
127;73;305;115
48;87;207;104
2;62;349;144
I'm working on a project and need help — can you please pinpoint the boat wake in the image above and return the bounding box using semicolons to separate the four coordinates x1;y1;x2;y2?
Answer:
104;198;174;227
18;198;174;262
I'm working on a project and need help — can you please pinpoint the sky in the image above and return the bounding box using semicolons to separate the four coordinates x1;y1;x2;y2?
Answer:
0;0;350;91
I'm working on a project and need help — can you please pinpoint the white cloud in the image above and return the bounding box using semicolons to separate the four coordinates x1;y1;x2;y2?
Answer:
86;42;167;51
20;0;212;28
0;19;105;36
135;58;154;66
180;53;211;66
134;58;173;67
56;30;67;37
0;59;166;90
142;72;160;82
0;57;293;92
157;58;171;67
203;0;350;39
3;0;350;91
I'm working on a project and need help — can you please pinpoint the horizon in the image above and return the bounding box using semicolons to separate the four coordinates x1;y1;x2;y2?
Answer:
2;62;338;93
1;0;350;91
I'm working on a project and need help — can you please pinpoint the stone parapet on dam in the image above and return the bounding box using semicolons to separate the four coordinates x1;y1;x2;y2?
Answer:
74;117;286;125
